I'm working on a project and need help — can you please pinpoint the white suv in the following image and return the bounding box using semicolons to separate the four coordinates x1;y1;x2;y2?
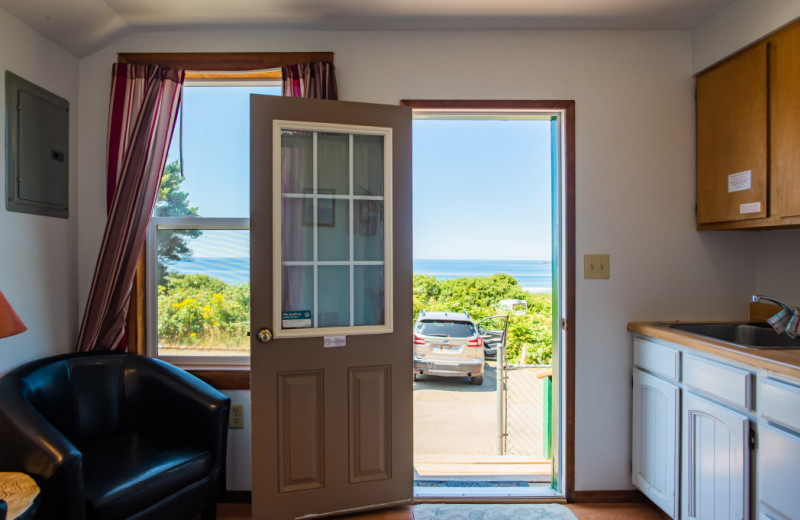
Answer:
412;311;485;385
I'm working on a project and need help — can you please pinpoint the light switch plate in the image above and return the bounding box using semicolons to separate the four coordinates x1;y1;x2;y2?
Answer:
584;254;610;279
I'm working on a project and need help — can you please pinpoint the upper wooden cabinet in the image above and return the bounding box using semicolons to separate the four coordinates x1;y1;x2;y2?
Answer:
696;21;800;230
771;23;800;221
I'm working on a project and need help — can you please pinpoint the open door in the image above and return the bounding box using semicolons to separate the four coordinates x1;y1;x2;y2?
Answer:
249;95;413;519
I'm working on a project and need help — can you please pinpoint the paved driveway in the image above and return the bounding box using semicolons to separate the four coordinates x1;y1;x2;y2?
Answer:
413;360;500;456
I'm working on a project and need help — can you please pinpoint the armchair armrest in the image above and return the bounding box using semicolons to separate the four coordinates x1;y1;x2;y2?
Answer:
0;378;82;479
0;378;86;520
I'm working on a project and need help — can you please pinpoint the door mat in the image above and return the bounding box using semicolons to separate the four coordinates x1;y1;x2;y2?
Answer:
412;503;577;520
415;481;530;487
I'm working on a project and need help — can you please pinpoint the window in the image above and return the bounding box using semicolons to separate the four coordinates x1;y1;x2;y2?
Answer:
147;77;280;365
272;122;393;337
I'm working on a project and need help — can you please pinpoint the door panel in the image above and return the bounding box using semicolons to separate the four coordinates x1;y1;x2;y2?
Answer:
250;95;412;519
348;366;392;483
277;370;325;493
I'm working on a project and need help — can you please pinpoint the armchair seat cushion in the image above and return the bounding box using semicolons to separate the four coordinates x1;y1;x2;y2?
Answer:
80;433;213;519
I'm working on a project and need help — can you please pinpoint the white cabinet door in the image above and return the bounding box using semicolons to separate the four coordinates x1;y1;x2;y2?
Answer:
632;369;680;518
757;423;800;520
682;392;749;520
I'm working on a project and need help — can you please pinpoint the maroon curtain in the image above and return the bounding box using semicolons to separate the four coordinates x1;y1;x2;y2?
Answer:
77;64;184;352
282;61;338;100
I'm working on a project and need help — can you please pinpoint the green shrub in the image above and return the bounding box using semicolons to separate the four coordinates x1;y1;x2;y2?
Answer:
158;273;250;349
157;270;553;364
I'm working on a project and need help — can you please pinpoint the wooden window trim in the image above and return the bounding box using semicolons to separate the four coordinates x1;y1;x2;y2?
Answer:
123;52;332;389
118;52;334;70
401;99;576;500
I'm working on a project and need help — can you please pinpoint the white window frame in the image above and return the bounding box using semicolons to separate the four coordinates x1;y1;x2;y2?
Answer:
146;77;280;367
272;120;394;338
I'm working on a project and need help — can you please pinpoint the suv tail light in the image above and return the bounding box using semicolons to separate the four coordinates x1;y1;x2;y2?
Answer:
413;334;426;345
467;337;484;347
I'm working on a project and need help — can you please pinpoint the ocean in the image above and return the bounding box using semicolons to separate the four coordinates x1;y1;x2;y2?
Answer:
414;259;552;293
168;257;552;293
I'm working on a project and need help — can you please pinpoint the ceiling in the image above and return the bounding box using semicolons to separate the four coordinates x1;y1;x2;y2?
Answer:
1;0;737;57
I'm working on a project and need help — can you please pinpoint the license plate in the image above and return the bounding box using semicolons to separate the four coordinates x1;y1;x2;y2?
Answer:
436;344;452;351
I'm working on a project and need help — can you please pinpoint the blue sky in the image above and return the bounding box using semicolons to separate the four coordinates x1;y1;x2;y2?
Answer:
164;86;553;262
412;119;552;260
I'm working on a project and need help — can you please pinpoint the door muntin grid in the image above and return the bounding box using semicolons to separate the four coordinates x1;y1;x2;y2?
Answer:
272;121;393;338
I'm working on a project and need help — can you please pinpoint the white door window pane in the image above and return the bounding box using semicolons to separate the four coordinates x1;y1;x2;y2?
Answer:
281;130;313;194
281;198;314;261
318;198;350;261
353;134;384;196
318;266;350;327
282;266;314;317
318;132;349;195
353;200;384;261
354;265;384;326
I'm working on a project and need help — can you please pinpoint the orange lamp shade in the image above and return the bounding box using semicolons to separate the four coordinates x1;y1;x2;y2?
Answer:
0;290;27;339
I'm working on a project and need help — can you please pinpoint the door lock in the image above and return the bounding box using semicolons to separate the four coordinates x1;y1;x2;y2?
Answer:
257;328;273;343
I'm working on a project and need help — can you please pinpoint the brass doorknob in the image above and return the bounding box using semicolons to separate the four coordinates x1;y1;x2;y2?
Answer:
257;328;272;343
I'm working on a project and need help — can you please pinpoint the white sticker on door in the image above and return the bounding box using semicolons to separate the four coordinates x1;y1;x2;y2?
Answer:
323;336;346;348
740;202;761;214
728;170;752;193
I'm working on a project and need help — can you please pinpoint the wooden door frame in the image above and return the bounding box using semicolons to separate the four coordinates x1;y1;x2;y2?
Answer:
400;99;575;500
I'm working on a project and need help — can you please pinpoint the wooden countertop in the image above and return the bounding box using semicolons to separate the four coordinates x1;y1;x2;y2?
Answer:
628;321;800;380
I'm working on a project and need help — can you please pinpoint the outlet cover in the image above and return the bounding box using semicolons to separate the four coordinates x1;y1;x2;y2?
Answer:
584;254;610;279
229;403;245;429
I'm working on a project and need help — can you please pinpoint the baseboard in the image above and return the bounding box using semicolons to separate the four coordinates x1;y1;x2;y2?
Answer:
570;489;646;503
223;489;648;506
223;490;252;503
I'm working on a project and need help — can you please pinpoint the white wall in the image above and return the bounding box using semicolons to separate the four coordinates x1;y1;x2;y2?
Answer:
77;28;760;492
693;2;800;305
756;231;800;301
692;0;800;73
0;8;79;375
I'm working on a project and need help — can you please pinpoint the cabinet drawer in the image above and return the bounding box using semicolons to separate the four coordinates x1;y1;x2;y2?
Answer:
684;354;752;409
634;338;680;381
759;377;800;433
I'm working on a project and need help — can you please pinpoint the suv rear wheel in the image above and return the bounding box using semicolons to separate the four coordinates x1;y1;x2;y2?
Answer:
470;374;484;385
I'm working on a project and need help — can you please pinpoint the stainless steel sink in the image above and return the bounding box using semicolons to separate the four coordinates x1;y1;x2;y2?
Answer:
667;322;800;349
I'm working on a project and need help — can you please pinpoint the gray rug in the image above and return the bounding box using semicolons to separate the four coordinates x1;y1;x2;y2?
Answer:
413;503;577;520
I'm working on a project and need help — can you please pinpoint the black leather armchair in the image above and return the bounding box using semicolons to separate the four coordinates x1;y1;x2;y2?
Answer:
0;352;230;520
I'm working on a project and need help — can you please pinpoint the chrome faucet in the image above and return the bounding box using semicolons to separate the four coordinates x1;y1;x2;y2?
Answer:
752;294;796;315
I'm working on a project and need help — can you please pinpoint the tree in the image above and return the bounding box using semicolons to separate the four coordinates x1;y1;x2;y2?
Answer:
154;160;202;285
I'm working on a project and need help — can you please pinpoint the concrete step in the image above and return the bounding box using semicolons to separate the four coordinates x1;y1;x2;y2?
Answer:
414;455;552;482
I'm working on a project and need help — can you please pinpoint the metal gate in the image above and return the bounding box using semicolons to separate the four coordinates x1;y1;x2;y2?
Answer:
496;337;551;458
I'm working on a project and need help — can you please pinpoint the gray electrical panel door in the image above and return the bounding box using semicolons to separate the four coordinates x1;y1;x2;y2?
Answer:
5;71;69;218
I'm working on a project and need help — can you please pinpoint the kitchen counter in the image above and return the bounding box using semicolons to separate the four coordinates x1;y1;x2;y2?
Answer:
628;321;800;380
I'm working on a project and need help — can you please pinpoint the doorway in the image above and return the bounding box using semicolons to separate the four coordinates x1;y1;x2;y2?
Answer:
403;101;574;499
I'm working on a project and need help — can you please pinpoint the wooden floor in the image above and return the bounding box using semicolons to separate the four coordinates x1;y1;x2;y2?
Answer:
217;501;666;519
